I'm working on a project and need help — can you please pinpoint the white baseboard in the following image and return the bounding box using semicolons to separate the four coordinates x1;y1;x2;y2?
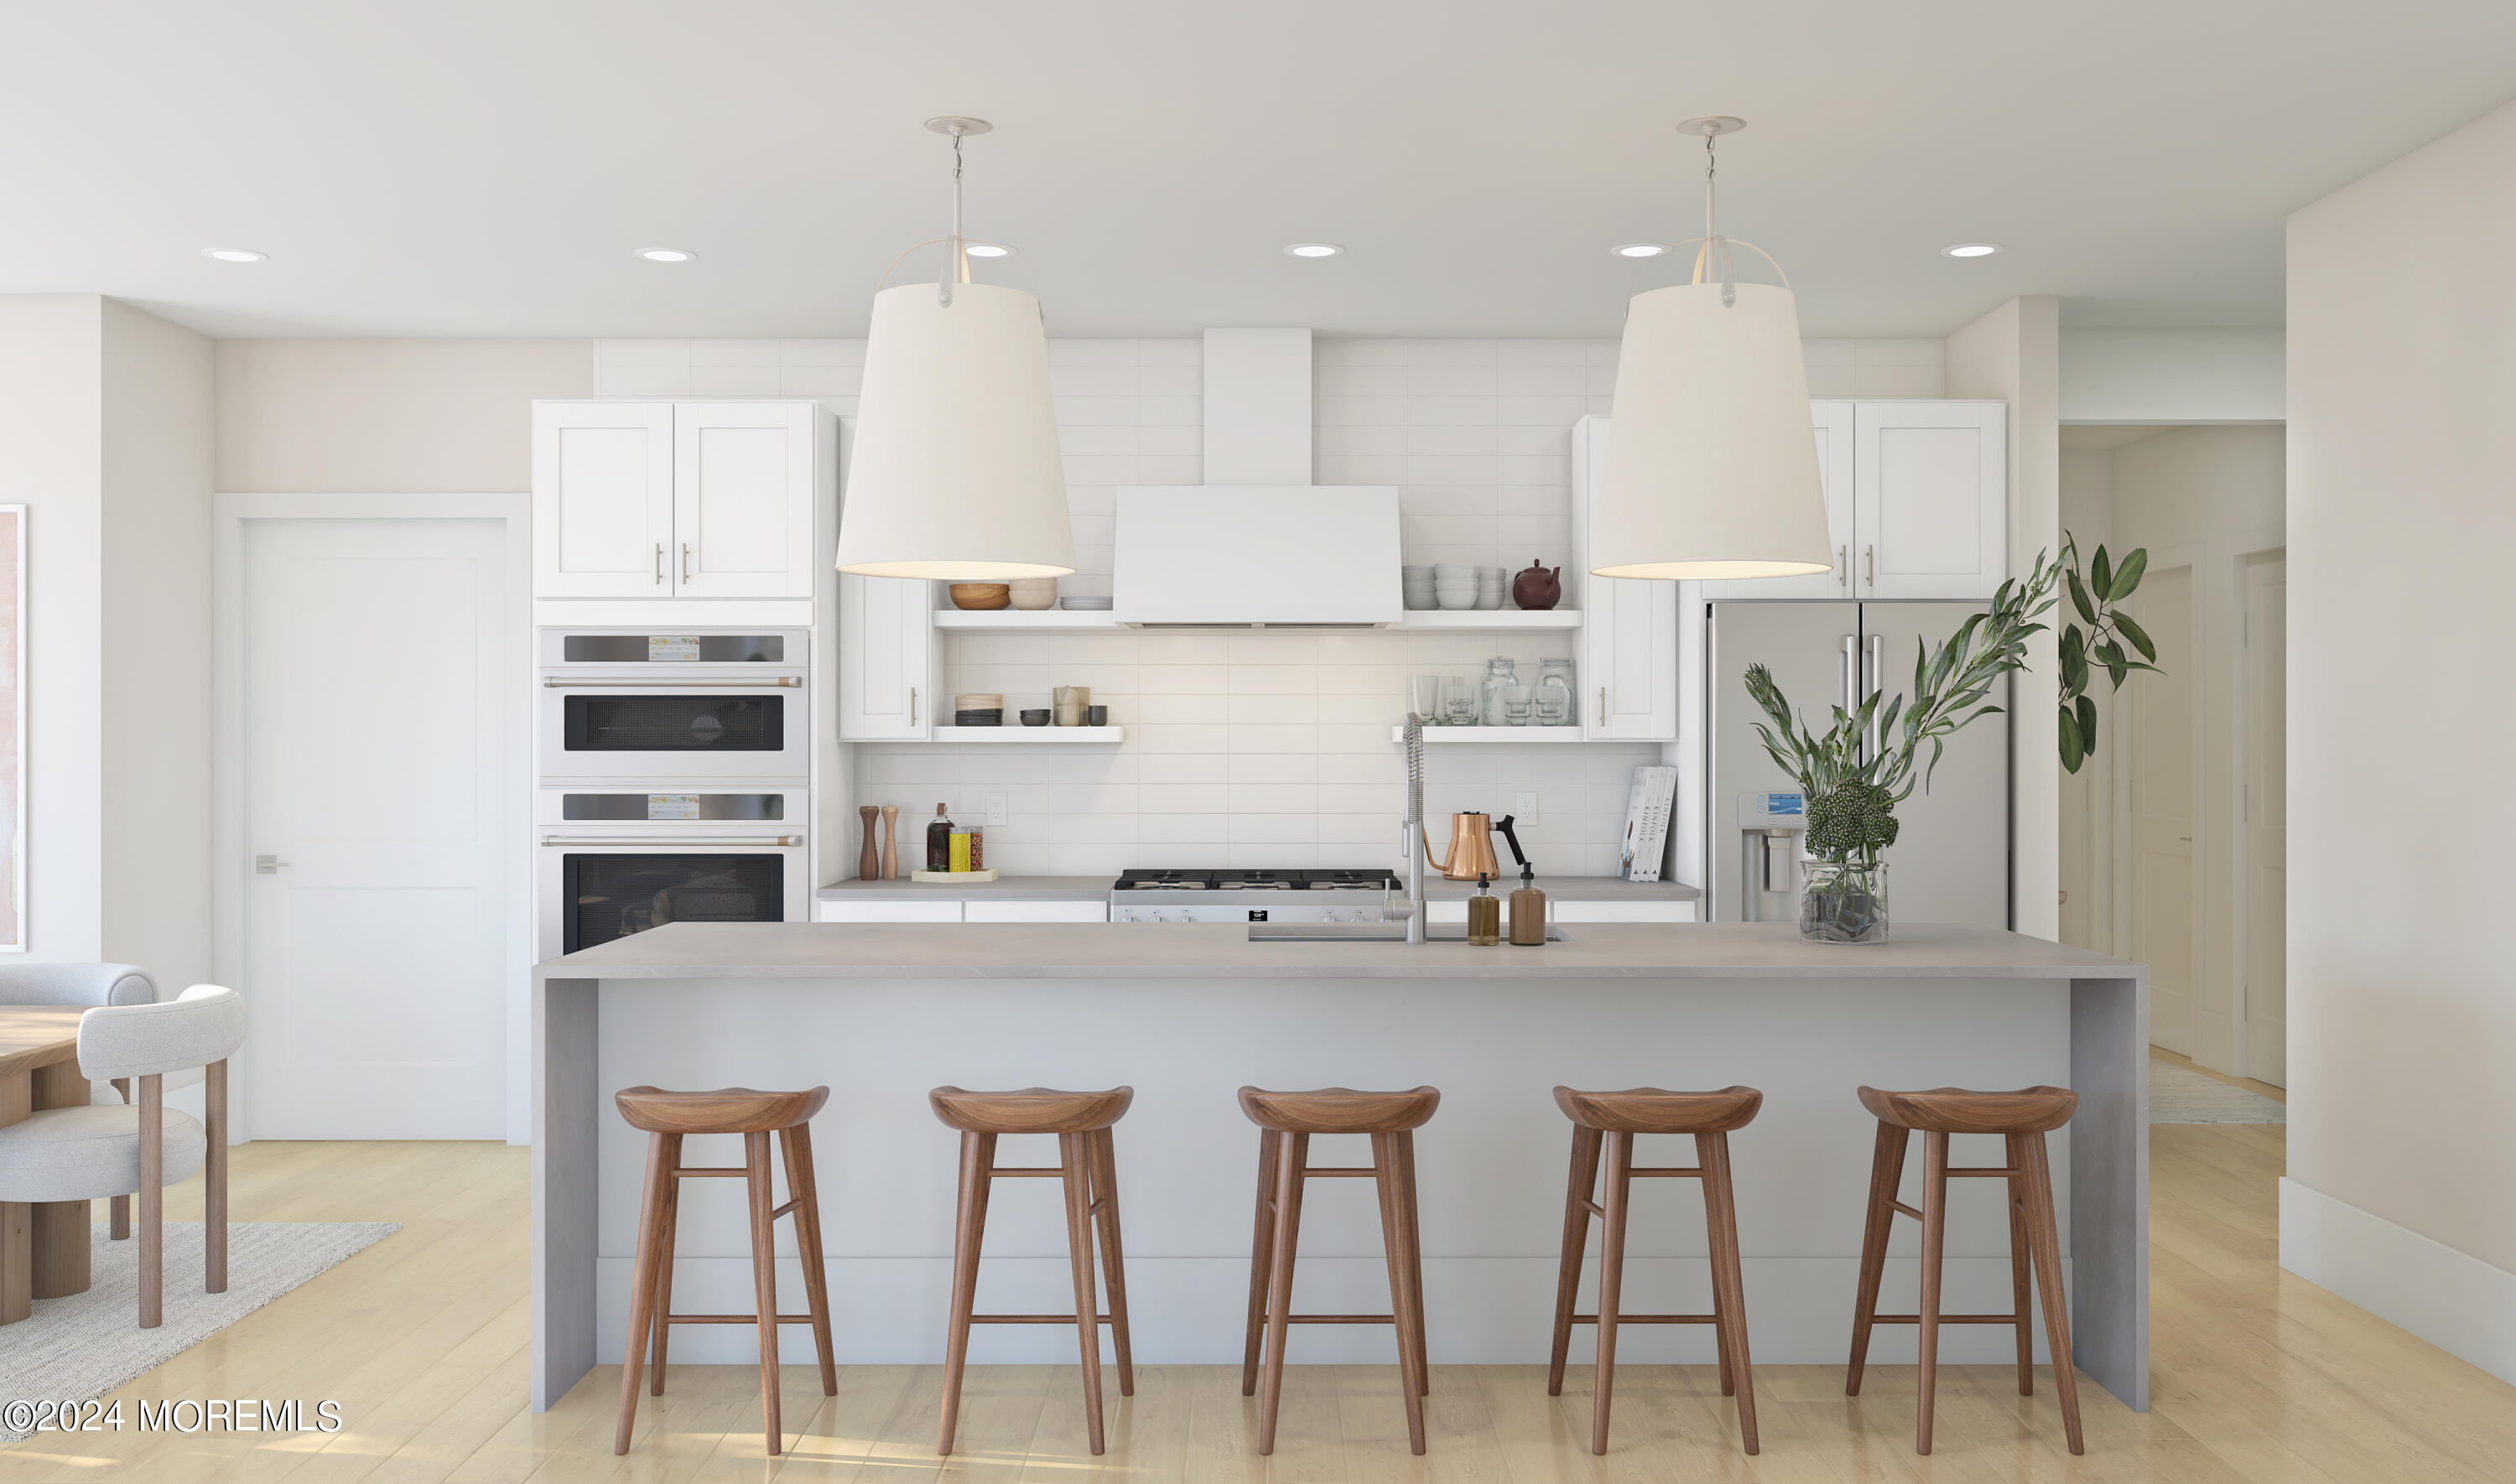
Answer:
2279;1177;2516;1385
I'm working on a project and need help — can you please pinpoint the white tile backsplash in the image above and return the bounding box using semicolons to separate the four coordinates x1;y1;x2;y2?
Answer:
596;332;1945;880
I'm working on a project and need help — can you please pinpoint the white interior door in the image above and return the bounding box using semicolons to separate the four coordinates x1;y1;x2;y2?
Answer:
2126;563;2198;1056
242;517;515;1139
2243;553;2287;1086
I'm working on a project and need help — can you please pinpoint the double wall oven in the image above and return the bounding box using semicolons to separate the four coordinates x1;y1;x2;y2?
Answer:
536;629;810;955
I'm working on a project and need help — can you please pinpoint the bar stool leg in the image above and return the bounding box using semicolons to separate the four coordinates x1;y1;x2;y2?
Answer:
1698;1130;1760;1455
1086;1128;1136;1397
1058;1131;1109;1455
1590;1129;1635;1456
1370;1133;1428;1455
614;1131;673;1455
939;1130;996;1455
1546;1124;1603;1396
1240;1129;1282;1398
648;1133;684;1396
1256;1131;1310;1455
1915;1130;1950;1456
1394;1130;1429;1397
2020;1131;2085;1455
2005;1131;2034;1398
1844;1120;1909;1394
743;1131;784;1455
781;1124;839;1397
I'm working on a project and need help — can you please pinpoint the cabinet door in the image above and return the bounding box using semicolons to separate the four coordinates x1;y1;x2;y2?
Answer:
815;899;962;923
963;900;1110;923
1697;402;1856;600
838;573;933;739
1854;402;2007;599
533;402;673;597
1550;899;1697;923
1583;572;1678;739
672;402;818;598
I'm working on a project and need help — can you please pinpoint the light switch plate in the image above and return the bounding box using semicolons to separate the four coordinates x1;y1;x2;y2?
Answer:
1515;791;1541;825
987;791;1009;827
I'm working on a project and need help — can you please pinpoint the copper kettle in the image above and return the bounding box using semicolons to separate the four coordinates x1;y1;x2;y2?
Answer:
1422;813;1502;881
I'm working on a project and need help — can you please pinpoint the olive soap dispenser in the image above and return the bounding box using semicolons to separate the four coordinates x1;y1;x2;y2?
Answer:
1467;872;1502;946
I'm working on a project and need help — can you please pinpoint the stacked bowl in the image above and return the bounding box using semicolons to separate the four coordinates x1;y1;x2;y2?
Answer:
953;693;1004;726
1402;565;1435;610
1477;566;1507;610
1433;563;1479;610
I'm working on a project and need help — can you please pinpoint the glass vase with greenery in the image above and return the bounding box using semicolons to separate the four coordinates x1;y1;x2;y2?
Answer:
1744;537;2156;942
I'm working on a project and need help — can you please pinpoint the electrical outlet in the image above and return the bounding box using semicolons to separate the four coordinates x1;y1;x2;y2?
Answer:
1515;791;1541;825
986;791;1009;827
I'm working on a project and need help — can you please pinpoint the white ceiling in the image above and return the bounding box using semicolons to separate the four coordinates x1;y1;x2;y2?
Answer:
7;2;2513;340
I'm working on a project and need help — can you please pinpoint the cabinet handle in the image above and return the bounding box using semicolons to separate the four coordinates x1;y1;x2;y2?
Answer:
1598;687;1606;721
1864;544;1875;588
654;543;663;584
910;687;918;726
1838;544;1848;588
681;542;692;583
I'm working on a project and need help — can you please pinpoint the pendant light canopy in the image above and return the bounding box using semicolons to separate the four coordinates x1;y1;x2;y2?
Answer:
836;117;1076;580
1592;117;1832;582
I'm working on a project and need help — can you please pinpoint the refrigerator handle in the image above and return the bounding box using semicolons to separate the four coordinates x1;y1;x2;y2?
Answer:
1865;634;1886;760
1840;635;1858;718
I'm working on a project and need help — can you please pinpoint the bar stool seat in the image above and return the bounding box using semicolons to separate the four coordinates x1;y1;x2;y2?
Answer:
613;1085;836;1458
1240;1085;1438;1456
1547;1085;1762;1455
932;1085;1136;1458
1846;1083;2082;1457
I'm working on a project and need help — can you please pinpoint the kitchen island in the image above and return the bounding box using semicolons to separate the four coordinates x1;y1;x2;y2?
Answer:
533;921;2145;1413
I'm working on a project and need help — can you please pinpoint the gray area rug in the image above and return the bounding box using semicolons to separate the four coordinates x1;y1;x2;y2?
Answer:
2150;1061;2287;1123
0;1221;398;1440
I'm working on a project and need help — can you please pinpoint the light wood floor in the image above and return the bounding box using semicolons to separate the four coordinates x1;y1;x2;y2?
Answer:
5;1114;2510;1483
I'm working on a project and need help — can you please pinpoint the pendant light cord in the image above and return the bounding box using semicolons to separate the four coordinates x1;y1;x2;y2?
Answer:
939;127;970;306
1702;127;1736;309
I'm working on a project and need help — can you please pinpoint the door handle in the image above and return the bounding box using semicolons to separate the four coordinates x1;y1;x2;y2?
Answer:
1865;544;1875;588
541;677;800;688
1597;687;1605;724
1840;636;1858;714
653;543;663;584
1838;544;1848;588
910;687;919;726
680;542;692;583
541;835;800;847
1865;635;1885;759
255;854;290;874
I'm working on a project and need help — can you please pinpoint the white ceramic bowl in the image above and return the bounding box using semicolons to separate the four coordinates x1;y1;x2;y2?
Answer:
1437;589;1479;610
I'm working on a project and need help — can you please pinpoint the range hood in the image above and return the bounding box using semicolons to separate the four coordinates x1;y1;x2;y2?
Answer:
1113;329;1400;627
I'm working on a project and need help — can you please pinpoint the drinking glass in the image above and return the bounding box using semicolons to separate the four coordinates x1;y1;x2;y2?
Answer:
1443;675;1479;728
1502;684;1534;726
1533;687;1568;727
1412;674;1444;722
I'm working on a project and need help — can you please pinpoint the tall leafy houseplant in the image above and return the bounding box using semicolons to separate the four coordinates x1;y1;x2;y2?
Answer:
1744;537;2155;942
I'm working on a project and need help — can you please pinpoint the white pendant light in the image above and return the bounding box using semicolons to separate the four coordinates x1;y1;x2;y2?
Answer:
1592;117;1832;582
836;117;1077;580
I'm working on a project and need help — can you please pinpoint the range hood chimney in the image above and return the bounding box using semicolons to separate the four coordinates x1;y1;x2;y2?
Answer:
1112;329;1401;626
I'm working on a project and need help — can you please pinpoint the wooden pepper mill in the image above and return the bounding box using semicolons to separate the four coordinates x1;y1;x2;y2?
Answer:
859;806;881;881
880;805;900;880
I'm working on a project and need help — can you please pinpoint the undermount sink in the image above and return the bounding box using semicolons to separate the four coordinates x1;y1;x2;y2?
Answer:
1245;922;1573;943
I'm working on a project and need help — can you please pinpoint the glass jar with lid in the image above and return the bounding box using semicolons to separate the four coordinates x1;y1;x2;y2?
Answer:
1536;657;1578;726
1479;657;1519;727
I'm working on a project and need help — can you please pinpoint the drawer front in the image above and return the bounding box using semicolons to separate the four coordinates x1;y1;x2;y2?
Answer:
1551;900;1697;923
814;900;964;923
963;900;1110;923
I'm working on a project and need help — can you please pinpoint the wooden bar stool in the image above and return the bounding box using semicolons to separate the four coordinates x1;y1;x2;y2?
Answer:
1545;1085;1763;1456
930;1086;1136;1458
611;1085;836;1458
1239;1085;1438;1457
1845;1084;2082;1456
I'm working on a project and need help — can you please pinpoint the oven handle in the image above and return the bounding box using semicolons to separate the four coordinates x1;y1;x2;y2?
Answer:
541;677;801;688
541;835;803;847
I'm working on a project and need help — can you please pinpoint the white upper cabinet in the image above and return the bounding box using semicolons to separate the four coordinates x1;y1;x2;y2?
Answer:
672;402;819;598
533;400;828;600
533;402;673;597
1854;401;2007;599
1572;418;1680;740
1697;400;1857;601
838;573;933;740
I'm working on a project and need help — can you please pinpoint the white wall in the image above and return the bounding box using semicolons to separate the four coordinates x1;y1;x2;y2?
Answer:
2060;329;2285;423
1947;297;2062;940
101;300;216;988
216;339;592;492
2282;96;2516;1383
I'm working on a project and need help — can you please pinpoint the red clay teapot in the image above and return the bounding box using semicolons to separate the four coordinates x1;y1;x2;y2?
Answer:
1512;559;1562;610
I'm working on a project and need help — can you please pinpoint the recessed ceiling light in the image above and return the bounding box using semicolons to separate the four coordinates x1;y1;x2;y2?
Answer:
635;247;697;262
201;247;266;262
1283;243;1343;258
1612;242;1673;258
1941;242;2002;258
963;242;1012;258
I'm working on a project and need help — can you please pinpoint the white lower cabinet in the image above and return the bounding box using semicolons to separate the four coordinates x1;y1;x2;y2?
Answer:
1426;898;1697;925
815;900;963;923
963;900;1110;923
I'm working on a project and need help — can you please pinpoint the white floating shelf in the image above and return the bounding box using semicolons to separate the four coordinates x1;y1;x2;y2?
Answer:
1390;725;1588;743
932;725;1125;743
934;609;1120;629
1395;610;1582;629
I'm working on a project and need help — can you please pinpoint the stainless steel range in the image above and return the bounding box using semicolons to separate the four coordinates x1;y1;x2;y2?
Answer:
1110;868;1403;924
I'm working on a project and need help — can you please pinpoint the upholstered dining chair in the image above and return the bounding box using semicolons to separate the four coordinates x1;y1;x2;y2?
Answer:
0;985;243;1327
0;963;160;1237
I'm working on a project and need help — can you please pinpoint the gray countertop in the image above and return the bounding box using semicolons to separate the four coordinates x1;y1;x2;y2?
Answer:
539;920;2138;982
814;874;1700;902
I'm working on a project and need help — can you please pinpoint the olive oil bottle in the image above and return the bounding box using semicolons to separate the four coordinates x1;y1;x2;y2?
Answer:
925;802;954;872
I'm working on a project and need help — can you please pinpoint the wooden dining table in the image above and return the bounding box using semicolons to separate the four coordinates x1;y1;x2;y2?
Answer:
1;1004;94;1323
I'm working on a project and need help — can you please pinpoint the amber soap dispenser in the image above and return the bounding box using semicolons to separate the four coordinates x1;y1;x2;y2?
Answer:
1495;815;1547;945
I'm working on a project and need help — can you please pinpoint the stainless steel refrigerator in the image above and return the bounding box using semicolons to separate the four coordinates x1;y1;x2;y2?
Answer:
1705;601;2010;928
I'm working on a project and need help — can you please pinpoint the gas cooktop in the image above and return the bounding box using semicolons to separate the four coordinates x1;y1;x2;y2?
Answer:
1112;868;1401;893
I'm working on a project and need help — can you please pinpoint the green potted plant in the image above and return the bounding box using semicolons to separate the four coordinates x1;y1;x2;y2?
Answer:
1745;537;2156;942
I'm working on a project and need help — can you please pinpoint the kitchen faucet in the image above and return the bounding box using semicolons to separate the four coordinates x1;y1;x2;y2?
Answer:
1401;712;1427;943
